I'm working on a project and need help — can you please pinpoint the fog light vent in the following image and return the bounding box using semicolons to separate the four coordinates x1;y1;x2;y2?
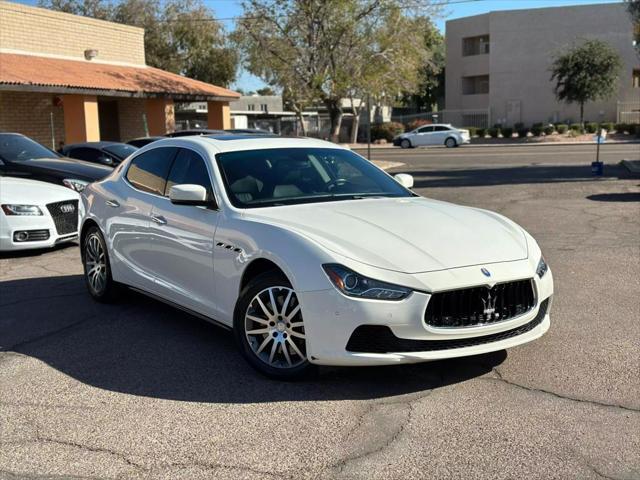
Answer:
13;230;50;242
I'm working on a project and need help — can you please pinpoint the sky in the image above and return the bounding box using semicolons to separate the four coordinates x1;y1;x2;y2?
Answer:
13;0;626;91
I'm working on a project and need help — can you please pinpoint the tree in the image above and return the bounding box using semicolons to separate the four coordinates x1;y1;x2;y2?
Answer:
550;39;622;125
38;0;238;87
627;0;640;55
256;87;277;96
235;0;440;142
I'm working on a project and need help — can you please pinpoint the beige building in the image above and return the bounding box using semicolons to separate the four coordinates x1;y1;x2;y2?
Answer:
0;1;239;147
445;3;639;127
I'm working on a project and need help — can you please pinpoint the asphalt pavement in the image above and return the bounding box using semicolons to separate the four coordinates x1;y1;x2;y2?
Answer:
1;143;639;479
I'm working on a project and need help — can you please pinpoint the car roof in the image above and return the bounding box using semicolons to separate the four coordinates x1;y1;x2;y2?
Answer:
143;135;347;154
64;141;124;149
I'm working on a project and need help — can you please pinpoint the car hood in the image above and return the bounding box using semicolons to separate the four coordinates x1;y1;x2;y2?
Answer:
247;197;528;274
20;157;112;180
0;177;80;204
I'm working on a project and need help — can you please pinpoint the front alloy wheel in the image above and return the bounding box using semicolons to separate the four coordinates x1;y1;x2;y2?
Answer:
400;138;412;149
83;226;118;302
235;272;313;379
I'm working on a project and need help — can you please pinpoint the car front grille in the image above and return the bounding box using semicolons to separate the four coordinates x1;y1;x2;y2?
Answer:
346;299;549;354
424;279;535;328
46;200;79;235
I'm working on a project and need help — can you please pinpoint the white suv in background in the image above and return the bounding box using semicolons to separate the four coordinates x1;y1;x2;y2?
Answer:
394;124;470;148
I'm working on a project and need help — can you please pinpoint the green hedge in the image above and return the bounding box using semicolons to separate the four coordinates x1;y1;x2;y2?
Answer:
371;122;405;142
531;124;544;136
488;127;500;138
501;127;514;138
466;127;478;137
585;122;598;134
556;124;568;134
601;122;614;132
570;123;583;133
544;125;555;135
517;128;530;138
477;128;486;138
614;123;628;133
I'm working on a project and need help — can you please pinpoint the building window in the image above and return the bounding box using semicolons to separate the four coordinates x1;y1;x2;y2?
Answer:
462;35;490;56
462;75;490;95
260;104;268;112
633;69;640;88
247;104;255;111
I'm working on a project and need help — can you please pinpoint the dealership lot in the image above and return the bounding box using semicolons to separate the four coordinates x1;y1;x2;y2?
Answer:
1;144;639;479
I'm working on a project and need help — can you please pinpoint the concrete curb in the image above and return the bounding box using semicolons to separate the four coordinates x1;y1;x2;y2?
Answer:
620;159;640;174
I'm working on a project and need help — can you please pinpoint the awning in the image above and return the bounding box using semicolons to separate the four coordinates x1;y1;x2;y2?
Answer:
0;53;240;101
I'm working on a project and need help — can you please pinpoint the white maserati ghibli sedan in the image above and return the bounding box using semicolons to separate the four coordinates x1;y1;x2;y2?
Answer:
80;135;553;378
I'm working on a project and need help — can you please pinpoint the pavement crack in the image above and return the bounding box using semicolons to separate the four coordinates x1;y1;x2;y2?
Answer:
486;368;639;413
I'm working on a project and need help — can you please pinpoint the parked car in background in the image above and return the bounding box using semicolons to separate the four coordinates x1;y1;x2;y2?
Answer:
393;124;470;148
59;142;138;167
0;133;111;192
127;136;164;148
166;129;226;137
79;135;553;379
0;176;80;251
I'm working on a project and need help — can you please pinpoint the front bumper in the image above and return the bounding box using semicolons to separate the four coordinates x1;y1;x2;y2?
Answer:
0;215;78;251
299;265;553;366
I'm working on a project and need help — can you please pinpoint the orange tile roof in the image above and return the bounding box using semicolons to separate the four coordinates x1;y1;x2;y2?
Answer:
0;53;240;100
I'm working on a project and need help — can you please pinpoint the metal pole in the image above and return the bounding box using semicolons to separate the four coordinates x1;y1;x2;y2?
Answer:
367;93;371;161
50;112;55;150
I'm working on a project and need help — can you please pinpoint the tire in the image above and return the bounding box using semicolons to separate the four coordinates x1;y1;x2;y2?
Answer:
82;226;119;303
400;138;412;149
234;271;315;380
445;137;457;148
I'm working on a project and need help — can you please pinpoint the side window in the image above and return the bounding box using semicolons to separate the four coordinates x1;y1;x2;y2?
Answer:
126;147;177;195
69;147;102;162
165;148;213;196
434;126;450;132
418;126;434;133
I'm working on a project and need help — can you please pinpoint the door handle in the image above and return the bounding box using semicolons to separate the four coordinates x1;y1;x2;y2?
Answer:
105;199;120;208
151;214;167;225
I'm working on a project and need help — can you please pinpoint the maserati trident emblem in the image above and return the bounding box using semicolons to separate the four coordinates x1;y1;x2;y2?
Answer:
481;267;491;277
481;290;498;319
60;204;75;214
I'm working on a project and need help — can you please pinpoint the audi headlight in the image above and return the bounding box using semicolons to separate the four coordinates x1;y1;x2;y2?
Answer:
1;204;43;216
536;256;548;278
63;179;89;192
323;264;412;300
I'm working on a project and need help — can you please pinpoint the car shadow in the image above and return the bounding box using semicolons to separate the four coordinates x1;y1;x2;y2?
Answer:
396;163;633;189
586;192;640;202
0;275;505;403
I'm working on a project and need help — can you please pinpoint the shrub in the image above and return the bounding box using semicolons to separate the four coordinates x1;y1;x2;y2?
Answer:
517;128;530;138
406;119;431;131
614;123;628;133
501;127;514;138
371;122;404;142
570;123;584;133
514;122;525;130
488;127;500;138
556;124;568;134
477;128;487;138
531;124;545;136
493;123;503;129
544;125;555;136
600;122;614;133
466;127;477;137
585;122;598;134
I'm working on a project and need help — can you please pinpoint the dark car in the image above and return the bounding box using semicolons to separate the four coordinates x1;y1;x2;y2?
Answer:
127;136;164;148
0;133;112;192
59;141;138;167
165;129;226;137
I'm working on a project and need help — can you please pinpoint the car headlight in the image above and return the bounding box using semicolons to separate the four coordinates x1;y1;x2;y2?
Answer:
322;264;412;300
1;204;43;216
536;256;548;278
63;179;89;192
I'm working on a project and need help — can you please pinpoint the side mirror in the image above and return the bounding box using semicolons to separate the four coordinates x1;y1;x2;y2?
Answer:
394;173;414;189
169;184;215;208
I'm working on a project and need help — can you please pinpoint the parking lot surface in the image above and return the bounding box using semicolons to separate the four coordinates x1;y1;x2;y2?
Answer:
1;143;639;479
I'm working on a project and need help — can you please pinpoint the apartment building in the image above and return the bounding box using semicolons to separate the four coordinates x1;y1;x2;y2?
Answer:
445;3;639;127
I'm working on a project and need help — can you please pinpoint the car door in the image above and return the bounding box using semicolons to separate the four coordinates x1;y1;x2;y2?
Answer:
108;147;178;291
146;147;219;316
414;126;434;146
432;126;451;145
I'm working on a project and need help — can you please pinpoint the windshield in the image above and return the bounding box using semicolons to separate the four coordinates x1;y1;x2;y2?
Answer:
103;144;138;160
0;134;60;162
216;147;412;208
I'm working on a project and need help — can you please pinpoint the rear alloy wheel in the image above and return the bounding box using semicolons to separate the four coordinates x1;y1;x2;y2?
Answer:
400;138;412;149
235;272;313;379
83;226;119;302
445;137;457;148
